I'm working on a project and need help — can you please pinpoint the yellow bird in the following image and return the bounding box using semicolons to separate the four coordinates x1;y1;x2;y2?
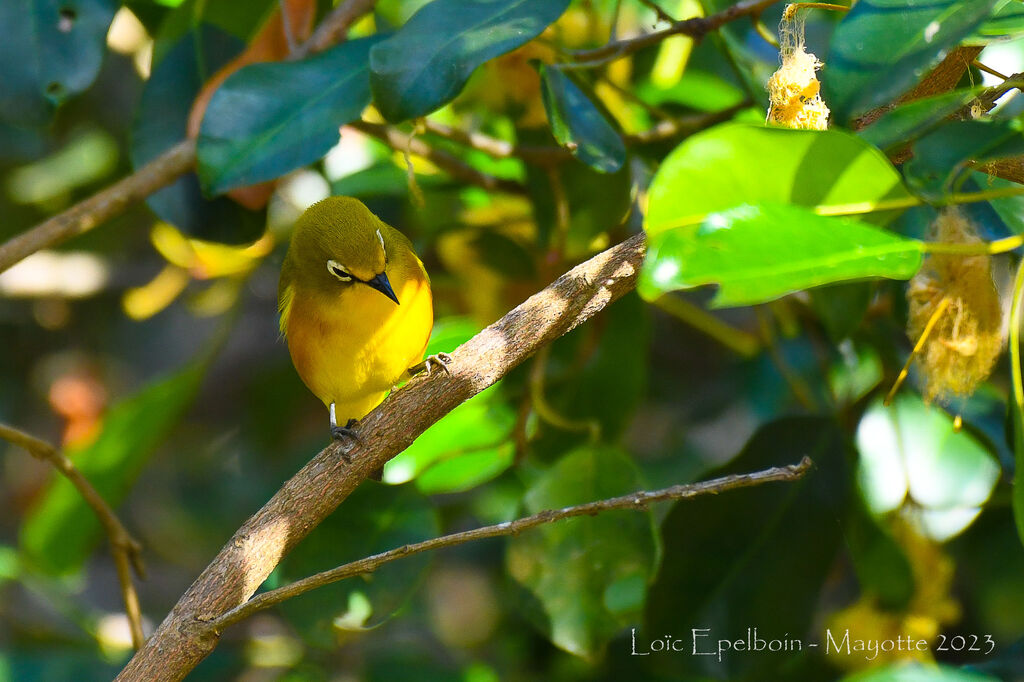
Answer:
278;196;447;442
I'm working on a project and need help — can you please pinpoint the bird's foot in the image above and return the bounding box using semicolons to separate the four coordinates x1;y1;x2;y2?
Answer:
331;419;360;461
409;352;453;377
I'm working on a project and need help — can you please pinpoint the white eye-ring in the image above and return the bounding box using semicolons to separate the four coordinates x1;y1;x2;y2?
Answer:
376;228;385;254
327;259;352;282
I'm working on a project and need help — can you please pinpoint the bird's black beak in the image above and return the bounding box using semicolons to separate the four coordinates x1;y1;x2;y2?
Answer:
366;272;400;305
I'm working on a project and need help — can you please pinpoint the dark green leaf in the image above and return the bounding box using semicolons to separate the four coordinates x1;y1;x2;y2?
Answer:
131;24;264;243
970;0;1024;42
507;446;659;658
369;0;570;121
845;498;914;610
276;482;439;639
905;119;1024;200
645;124;911;237
198;37;380;194
645;417;851;679
639;203;924;307
809;283;874;341
858;88;984;153
20;362;206;575
0;0;117;124
826;0;998;121
974;171;1024;234
539;65;625;173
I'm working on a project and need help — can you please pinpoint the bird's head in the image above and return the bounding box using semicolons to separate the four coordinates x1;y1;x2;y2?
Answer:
289;196;399;304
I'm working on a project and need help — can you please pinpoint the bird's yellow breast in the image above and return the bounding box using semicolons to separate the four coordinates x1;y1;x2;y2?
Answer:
280;252;432;421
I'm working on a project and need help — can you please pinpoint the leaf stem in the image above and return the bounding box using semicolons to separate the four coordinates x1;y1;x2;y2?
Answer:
653;294;761;356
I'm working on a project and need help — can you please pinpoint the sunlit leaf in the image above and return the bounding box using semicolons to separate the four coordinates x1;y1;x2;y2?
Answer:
970;0;1024;43
369;0;570;121
198;37;380;194
645;124;911;237
0;0;117;124
20;361;206;575
826;0;999;120
856;396;1000;540
842;661;1001;682
639;203;923;307
539;65;625;173
507;446;658;658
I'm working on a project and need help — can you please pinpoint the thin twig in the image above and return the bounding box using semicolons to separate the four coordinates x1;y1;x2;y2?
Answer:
279;0;298;53
0;424;145;648
420;119;569;165
211;457;812;631
0;0;380;276
570;0;785;67
636;0;677;24
349;121;529;195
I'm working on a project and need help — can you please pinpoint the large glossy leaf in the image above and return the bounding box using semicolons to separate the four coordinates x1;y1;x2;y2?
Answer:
198;37;380;195
20;361;206;575
0;0;117;125
539;65;625;173
639;203;924;307
369;0;570;121
644;418;851;680
274;482;439;640
858;88;984;153
131;24;264;243
384;318;516;494
644;124;911;236
856;396;1000;540
506;446;659;658
826;0;999;121
970;0;1024;43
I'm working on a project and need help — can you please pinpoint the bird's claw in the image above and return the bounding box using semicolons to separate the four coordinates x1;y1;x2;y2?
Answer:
410;352;453;377
331;419;360;461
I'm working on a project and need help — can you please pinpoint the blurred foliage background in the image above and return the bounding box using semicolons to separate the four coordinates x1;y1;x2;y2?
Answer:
2;0;1024;680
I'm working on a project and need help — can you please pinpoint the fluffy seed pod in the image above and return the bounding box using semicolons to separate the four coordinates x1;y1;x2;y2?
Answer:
766;9;830;130
906;209;1003;403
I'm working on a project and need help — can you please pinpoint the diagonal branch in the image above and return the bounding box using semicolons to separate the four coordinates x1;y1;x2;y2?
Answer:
210;457;812;632
0;0;380;276
116;231;648;682
0;424;146;648
569;0;785;66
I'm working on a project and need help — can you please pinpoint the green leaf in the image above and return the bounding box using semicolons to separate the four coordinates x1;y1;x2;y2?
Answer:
842;662;1001;682
539;65;625;173
645;124;912;236
826;0;999;121
973;171;1024;235
858;88;985;153
384;317;516;494
369;0;570;121
198;37;381;195
639;203;924;307
275;482;439;640
0;0;117;125
506;446;659;658
131;23;264;243
856;396;1000;540
970;0;1024;43
20;361;206;575
845;498;914;610
645;417;851;680
905;120;1024;200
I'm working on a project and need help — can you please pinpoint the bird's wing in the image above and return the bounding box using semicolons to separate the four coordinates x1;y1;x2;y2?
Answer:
277;257;296;337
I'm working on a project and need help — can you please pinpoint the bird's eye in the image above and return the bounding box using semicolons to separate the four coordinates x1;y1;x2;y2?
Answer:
327;259;352;282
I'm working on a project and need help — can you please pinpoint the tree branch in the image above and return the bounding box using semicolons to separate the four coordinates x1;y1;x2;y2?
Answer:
0;424;146;648
211;457;813;632
0;0;380;276
116;231;647;681
348;121;529;195
569;0;785;66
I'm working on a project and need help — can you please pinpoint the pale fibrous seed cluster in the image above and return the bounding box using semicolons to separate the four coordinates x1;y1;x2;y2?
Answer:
907;209;1003;403
766;6;830;130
